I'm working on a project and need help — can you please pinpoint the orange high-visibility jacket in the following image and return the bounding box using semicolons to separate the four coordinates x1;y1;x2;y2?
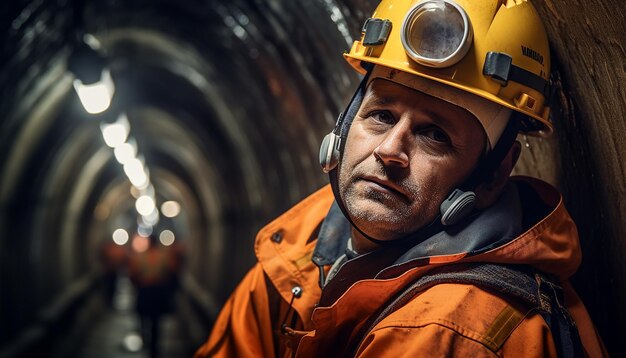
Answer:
196;177;606;357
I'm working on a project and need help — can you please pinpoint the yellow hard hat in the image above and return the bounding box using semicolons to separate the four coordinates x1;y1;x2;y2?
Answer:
344;0;552;137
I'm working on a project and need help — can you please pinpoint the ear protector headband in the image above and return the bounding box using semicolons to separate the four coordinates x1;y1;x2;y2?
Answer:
319;65;373;173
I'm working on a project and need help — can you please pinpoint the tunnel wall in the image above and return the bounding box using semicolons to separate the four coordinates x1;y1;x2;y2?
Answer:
514;1;625;354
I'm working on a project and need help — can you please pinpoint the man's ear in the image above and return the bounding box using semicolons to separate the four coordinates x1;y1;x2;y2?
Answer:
474;140;522;209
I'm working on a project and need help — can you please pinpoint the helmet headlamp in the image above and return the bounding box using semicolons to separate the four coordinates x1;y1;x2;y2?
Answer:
401;0;473;68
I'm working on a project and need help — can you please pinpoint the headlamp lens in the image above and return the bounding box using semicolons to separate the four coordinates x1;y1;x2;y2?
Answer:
401;0;472;68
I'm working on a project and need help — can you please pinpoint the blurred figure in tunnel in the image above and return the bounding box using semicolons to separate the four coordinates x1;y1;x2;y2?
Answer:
98;237;129;308
128;233;182;358
196;0;606;357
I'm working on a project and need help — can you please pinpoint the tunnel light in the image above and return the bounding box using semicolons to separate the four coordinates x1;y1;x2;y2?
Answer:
114;138;138;164
124;158;148;188
141;208;160;226
112;228;129;245
159;230;175;246
73;68;115;114
161;201;181;218
100;113;130;148
137;223;153;238
67;35;114;114
122;333;143;352
135;195;156;216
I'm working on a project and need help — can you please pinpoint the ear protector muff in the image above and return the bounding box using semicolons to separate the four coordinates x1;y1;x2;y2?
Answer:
319;114;343;173
440;189;476;226
319;132;341;173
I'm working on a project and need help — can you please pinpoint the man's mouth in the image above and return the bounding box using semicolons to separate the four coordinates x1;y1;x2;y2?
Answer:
359;176;410;202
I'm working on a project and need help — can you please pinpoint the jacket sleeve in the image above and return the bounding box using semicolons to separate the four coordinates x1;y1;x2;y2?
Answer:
194;263;275;358
355;312;558;357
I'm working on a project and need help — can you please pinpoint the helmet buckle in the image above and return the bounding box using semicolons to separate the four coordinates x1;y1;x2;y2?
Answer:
362;18;392;47
483;51;513;86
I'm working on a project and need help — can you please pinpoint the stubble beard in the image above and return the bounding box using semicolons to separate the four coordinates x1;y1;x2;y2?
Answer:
338;160;431;240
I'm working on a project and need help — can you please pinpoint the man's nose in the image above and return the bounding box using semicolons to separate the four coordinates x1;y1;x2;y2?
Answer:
373;120;410;167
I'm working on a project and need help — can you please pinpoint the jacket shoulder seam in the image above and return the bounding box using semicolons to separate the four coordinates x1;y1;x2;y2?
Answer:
366;322;501;356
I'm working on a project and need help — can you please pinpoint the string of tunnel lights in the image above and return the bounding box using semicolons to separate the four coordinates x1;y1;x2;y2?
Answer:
68;33;181;249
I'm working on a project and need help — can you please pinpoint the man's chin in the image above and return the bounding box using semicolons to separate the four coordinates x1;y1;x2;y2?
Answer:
346;202;435;239
348;206;408;235
348;199;401;220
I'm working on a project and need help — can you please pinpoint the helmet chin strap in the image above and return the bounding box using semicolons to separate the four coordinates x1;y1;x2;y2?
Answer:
328;168;444;246
325;65;521;249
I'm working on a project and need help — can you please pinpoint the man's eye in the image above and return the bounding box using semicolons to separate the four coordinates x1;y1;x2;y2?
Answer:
423;128;450;143
368;111;395;124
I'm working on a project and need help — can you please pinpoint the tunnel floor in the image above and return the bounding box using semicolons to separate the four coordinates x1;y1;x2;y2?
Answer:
77;276;193;358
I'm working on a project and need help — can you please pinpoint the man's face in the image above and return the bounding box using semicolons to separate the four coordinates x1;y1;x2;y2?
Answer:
338;78;486;241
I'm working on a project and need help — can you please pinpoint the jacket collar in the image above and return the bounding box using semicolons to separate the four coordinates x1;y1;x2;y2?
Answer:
313;181;528;304
394;181;524;265
313;181;526;275
311;202;352;266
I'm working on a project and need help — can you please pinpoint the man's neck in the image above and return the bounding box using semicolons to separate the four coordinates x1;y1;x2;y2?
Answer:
350;228;382;254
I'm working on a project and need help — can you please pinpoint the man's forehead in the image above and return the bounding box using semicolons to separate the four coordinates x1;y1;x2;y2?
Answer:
366;78;450;103
365;66;511;148
363;78;476;125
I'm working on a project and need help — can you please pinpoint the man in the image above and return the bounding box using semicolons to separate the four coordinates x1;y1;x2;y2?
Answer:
196;0;606;356
128;234;182;358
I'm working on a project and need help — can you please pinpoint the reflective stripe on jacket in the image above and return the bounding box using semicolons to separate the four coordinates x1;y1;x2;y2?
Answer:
195;176;607;357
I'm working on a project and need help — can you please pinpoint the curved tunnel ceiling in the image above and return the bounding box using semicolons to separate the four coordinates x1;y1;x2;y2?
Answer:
0;0;377;345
